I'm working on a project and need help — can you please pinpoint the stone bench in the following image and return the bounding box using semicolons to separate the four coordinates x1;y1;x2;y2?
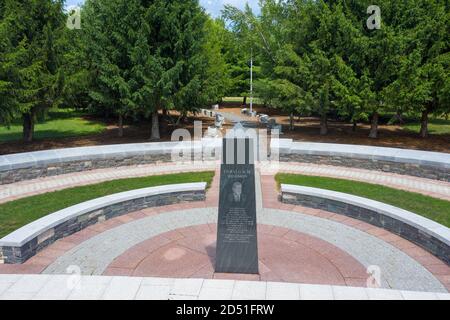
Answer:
0;141;222;185
272;140;450;181
0;183;207;264
280;185;450;265
1;140;449;185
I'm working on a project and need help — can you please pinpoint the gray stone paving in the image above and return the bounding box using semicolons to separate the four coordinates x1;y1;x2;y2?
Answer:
260;208;446;292
1;274;449;300
44;208;217;275
43;206;447;293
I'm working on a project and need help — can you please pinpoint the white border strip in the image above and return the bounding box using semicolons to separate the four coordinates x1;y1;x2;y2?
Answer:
0;275;448;300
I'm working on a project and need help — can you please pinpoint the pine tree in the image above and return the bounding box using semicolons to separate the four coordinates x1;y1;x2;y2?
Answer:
142;0;208;140
0;0;65;142
82;0;209;140
0;3;17;125
201;19;232;106
82;0;144;137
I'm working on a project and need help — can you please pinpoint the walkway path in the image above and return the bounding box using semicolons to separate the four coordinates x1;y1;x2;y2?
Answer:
0;162;449;296
37;206;447;292
0;162;216;204
2;274;449;300
276;162;450;201
216;110;247;124
1;274;449;300
1;161;449;205
7;169;442;293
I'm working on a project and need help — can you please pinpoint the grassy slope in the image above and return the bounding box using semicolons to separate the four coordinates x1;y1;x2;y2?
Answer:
403;118;450;135
0;109;106;143
0;171;215;238
275;173;450;228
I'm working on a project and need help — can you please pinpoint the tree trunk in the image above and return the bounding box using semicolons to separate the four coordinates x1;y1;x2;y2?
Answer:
243;96;247;107
320;112;328;135
162;109;168;122
181;111;189;124
23;112;35;143
151;111;160;140
118;114;124;138
420;109;429;138
369;112;379;139
289;112;295;131
396;111;405;125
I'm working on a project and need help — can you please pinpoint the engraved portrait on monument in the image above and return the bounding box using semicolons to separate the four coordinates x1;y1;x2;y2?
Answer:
227;181;247;204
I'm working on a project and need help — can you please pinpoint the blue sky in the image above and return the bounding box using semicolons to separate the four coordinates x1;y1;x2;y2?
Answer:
65;0;260;17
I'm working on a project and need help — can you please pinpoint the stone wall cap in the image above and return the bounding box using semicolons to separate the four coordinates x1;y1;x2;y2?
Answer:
0;141;222;173
2;141;449;173
0;182;207;247
273;141;450;167
281;184;450;247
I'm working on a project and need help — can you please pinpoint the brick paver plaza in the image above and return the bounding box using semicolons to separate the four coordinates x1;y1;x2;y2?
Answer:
0;161;449;299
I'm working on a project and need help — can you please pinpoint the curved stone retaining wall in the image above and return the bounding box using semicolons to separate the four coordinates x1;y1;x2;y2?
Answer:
0;183;207;264
0;140;221;185
281;185;450;265
1;139;449;185
272;140;450;181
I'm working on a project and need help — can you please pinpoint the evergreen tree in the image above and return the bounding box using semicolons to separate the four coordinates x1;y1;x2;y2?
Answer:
82;0;208;140
201;18;232;106
0;2;17;125
82;0;143;137
143;0;208;140
0;0;65;142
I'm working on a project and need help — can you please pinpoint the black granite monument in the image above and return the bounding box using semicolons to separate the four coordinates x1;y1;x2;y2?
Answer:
215;137;259;274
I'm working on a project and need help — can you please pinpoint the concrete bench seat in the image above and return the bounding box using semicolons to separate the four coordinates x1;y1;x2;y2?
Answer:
1;140;449;184
0;141;222;185
281;184;450;265
0;183;207;264
272;140;450;181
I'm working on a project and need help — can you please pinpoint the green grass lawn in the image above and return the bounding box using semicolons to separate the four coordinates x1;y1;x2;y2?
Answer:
403;118;450;135
222;97;264;105
275;173;450;228
0;171;215;238
0;109;106;143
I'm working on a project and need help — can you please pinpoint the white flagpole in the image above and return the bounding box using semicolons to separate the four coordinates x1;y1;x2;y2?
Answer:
250;48;253;115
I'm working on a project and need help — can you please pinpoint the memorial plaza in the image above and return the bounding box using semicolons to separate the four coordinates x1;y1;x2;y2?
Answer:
0;0;449;302
0;126;449;300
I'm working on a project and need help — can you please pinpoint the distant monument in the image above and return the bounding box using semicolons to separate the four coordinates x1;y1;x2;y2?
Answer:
215;136;259;274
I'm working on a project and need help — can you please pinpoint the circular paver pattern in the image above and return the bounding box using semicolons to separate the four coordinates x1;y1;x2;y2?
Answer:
103;224;369;287
1;164;448;296
42;207;447;293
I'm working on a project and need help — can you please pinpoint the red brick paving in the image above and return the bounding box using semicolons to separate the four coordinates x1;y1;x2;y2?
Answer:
261;173;450;291
103;224;368;286
0;171;448;291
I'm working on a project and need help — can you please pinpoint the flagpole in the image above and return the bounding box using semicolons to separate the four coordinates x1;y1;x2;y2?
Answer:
250;48;253;116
